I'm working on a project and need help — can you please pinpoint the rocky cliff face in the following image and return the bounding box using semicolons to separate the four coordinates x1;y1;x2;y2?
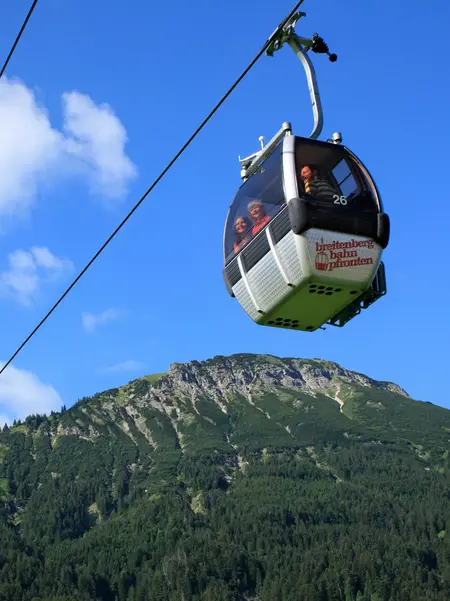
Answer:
62;354;409;452
158;354;408;403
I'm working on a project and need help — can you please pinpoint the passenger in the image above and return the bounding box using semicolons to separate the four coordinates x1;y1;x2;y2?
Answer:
248;200;271;236
233;216;252;254
300;164;337;200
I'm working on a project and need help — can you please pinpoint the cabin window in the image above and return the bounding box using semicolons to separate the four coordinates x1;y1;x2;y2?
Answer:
224;142;286;264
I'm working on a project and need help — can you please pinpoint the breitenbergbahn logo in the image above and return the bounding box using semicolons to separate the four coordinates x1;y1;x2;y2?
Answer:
314;238;375;272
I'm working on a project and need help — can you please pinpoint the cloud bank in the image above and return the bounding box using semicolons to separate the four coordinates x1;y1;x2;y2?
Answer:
0;77;137;225
0;362;63;426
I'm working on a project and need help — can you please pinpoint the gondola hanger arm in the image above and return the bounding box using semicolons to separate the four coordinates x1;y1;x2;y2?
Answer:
266;10;337;140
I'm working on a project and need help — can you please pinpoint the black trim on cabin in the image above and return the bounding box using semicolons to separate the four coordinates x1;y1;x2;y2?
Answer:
288;197;390;249
242;230;270;272
271;206;291;243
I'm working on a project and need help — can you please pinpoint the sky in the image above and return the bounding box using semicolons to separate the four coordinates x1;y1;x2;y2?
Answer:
0;0;449;424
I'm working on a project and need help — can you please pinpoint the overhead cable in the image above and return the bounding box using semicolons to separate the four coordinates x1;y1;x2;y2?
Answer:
0;0;304;375
0;0;39;79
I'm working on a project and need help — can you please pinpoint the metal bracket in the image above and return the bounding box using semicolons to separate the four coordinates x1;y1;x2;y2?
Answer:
266;12;305;57
267;12;337;61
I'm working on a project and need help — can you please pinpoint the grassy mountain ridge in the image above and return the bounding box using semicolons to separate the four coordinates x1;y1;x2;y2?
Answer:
0;353;448;600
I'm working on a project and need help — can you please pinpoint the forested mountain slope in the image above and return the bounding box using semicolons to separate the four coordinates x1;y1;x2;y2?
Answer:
0;354;449;601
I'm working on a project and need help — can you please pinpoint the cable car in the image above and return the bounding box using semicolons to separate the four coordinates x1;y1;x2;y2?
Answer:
222;10;390;332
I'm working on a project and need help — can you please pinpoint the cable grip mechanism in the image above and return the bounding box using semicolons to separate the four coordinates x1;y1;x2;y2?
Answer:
266;11;337;62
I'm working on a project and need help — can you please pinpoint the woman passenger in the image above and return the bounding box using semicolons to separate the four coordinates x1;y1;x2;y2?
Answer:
233;216;253;254
248;199;271;235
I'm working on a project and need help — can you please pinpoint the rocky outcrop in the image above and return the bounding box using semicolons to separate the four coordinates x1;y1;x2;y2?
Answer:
43;354;409;452
142;354;408;407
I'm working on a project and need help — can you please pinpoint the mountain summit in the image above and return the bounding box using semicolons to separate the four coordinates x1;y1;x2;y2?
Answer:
0;354;449;601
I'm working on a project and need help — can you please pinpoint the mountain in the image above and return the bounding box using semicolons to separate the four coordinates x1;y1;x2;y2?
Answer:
0;354;449;601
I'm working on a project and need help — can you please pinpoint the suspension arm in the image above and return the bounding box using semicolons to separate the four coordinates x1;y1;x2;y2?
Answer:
265;10;337;140
287;34;323;140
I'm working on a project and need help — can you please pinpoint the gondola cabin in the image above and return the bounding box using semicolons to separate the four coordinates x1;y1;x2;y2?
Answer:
222;124;390;331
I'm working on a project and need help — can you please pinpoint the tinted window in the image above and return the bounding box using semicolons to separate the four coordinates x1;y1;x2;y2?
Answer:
224;143;285;264
332;159;358;199
294;137;375;208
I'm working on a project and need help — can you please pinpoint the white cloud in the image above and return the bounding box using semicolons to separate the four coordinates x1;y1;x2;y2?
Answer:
0;362;63;424
31;246;71;271
82;308;121;332
0;76;137;226
62;92;137;202
0;246;73;306
0;78;62;223
104;360;144;373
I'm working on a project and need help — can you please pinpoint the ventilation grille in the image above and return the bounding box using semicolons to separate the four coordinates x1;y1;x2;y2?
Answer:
308;283;342;296
266;318;316;331
308;283;360;296
267;317;301;329
226;260;241;287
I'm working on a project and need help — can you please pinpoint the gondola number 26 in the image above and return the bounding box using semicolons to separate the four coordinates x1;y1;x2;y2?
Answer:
333;194;348;205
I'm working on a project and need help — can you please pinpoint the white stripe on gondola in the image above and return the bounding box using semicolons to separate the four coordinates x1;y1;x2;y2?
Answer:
237;254;264;314
266;227;293;287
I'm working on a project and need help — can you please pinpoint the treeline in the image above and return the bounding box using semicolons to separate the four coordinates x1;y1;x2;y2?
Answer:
0;427;448;600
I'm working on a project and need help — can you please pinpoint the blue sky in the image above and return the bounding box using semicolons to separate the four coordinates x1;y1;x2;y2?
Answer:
0;0;449;422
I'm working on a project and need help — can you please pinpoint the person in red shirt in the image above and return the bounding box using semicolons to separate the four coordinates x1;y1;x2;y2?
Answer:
248;199;271;235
